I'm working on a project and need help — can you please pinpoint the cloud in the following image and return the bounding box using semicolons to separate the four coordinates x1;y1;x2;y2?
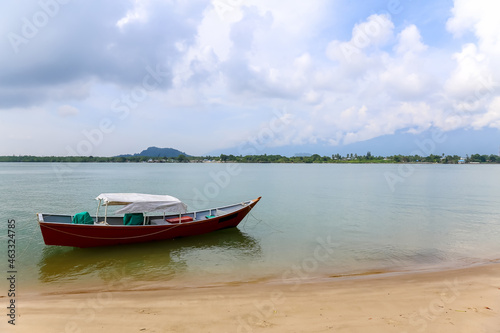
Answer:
0;1;206;107
444;43;495;112
447;0;500;47
57;104;79;117
471;97;500;129
395;24;427;55
446;0;500;77
116;0;149;30
378;25;434;101
326;14;394;63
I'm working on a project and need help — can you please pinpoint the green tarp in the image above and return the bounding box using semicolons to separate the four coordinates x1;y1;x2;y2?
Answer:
72;211;94;225
123;213;144;225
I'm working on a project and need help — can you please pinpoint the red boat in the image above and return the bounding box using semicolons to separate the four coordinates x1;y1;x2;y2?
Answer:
37;193;261;248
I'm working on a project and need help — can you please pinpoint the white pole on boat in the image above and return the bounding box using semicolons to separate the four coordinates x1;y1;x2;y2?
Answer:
96;199;101;223
104;204;108;224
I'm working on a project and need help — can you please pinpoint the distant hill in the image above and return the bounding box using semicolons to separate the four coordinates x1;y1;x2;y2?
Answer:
206;128;500;157
117;146;189;158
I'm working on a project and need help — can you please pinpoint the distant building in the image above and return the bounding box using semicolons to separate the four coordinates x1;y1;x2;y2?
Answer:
458;158;465;164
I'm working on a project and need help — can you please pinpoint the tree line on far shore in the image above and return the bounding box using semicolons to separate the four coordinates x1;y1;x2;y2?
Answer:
0;152;499;164
218;153;499;164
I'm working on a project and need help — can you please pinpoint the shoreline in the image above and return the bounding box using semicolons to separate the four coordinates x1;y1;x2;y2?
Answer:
13;257;500;297
1;160;499;164
8;262;500;332
14;256;499;297
21;257;500;296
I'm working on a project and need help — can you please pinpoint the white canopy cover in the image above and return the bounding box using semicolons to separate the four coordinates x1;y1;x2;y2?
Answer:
96;193;187;214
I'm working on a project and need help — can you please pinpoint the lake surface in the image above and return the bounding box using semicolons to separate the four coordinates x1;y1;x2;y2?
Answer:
1;162;499;293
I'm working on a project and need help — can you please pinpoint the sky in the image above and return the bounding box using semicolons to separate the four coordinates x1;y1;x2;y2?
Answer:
1;0;500;157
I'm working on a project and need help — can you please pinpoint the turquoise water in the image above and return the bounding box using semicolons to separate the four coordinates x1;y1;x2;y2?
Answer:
0;162;499;292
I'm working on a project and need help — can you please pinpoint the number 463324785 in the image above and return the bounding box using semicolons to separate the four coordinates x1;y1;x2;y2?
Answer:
7;219;15;269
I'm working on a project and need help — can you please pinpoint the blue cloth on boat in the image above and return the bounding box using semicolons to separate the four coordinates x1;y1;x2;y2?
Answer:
72;211;94;224
123;213;144;225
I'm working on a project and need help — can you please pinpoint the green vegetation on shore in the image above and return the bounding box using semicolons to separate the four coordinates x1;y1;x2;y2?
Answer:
216;153;499;164
0;152;499;164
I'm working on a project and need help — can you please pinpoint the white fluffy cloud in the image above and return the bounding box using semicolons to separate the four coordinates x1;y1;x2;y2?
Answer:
445;2;500;120
447;0;500;54
326;14;394;64
471;97;500;129
395;24;427;55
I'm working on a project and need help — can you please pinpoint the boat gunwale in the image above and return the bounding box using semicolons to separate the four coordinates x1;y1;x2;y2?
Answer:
37;197;260;227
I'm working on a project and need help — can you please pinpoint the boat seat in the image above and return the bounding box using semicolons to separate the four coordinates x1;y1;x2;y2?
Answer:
166;216;193;223
123;213;144;225
150;219;167;225
72;211;94;225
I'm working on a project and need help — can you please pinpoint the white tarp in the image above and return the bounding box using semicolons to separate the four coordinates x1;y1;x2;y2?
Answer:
96;193;187;214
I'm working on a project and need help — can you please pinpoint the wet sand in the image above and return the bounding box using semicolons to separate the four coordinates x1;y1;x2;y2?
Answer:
5;263;500;333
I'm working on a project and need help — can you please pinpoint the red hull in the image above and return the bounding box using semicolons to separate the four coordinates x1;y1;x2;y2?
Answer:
39;197;260;248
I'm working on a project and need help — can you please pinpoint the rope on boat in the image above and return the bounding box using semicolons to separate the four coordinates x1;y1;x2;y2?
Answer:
240;213;251;229
40;223;183;240
242;211;284;233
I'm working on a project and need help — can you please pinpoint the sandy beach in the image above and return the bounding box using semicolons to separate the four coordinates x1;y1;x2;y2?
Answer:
3;263;498;333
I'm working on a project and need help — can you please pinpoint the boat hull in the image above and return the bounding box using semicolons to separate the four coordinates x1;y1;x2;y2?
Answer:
38;197;260;248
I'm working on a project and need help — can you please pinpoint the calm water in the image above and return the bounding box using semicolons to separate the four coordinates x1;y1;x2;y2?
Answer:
0;162;499;293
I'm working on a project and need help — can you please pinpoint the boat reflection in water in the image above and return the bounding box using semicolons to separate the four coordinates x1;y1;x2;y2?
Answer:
38;228;262;289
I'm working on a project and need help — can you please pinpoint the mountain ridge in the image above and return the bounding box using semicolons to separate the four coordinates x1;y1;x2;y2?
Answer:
116;146;189;158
